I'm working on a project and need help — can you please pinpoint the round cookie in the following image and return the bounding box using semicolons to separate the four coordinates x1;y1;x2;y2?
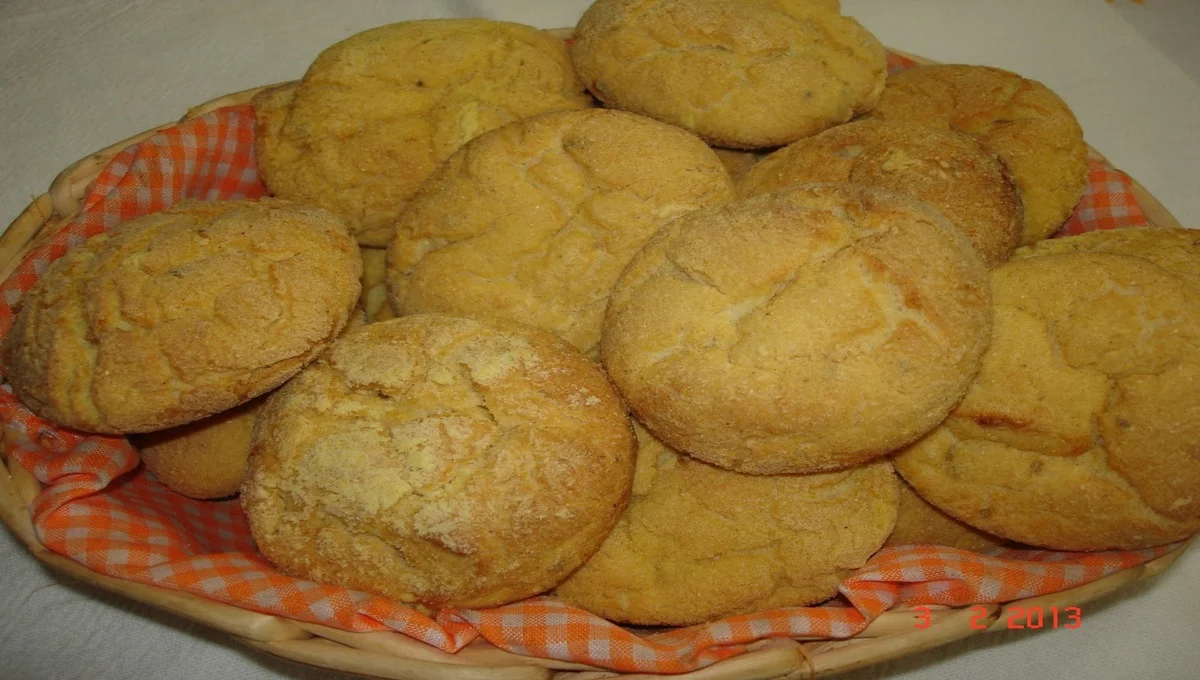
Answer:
136;398;264;500
885;479;1006;553
1014;227;1200;290
387;108;732;357
255;19;592;246
894;252;1200;550
570;0;886;148
242;314;636;609
555;424;898;625
868;64;1088;245
740;119;1023;266
602;184;992;474
2;199;361;434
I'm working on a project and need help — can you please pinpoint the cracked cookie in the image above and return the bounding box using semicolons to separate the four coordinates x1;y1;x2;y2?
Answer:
386;108;732;358
868;64;1087;245
1013;227;1200;290
894;252;1200;550
2;199;361;434
740;119;1023;266
254;19;593;247
570;0;886;149
601;183;992;474
241;314;636;609
555;423;898;625
134;311;368;499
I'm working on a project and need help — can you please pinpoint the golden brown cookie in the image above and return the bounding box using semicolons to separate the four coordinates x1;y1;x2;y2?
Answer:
555;424;898;625
3;199;361;434
885;479;1006;552
136;398;264;500
255;19;592;246
387;108;732;357
602;184;992;474
358;247;395;323
242;314;636;609
894;252;1200;550
1014;227;1200;290
740;119;1023;265
712;147;762;181
868;64;1088;245
570;0;886;148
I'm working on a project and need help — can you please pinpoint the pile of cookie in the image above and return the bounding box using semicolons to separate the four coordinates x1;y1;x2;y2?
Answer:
4;0;1199;627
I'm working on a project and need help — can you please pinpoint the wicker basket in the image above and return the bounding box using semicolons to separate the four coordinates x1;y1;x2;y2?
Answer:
0;42;1192;680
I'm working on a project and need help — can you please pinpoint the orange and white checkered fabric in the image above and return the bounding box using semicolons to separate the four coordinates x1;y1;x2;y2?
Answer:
0;58;1181;674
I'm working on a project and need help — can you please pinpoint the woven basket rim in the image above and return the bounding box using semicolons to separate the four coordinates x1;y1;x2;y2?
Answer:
0;36;1190;680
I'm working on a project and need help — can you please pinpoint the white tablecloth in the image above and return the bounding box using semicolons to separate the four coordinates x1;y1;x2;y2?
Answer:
2;1;1198;678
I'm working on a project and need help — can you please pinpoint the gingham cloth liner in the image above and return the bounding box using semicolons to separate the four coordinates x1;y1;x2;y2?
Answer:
0;55;1172;673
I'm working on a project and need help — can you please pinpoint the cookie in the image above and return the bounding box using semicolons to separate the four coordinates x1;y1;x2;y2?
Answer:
358;247;395;323
602;184;992;474
1014;227;1200;290
387;108;732;357
136;398;264;500
885;479;1006;552
3;199;361;434
255;19;592;246
712;147;762;181
740;119;1023;265
242;314;636;609
868;64;1088;244
555;424;898;625
570;0;886;148
894;253;1200;550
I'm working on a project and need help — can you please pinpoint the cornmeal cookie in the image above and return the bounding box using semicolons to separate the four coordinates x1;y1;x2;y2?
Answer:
387;109;732;357
571;0;886;148
358;247;395;323
602;184;992;474
255;19;592;246
885;479;1005;552
555;424;898;625
3;199;361;434
242;314;636;609
740;120;1023;265
712;147;762;181
1014;227;1200;290
868;64;1088;245
894;253;1200;550
136;398;264;500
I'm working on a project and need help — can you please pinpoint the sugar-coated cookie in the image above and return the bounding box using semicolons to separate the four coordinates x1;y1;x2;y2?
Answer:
895;253;1200;550
136;398;264;500
571;0;886;148
1014;227;1200;289
740;119;1023;265
242;314;636;609
868;64;1087;245
387;109;732;357
885;479;1006;552
255;19;592;246
555;424;898;625
602;184;992;474
3;199;361;434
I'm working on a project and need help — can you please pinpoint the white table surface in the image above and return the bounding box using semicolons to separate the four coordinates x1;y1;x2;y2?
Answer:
2;1;1198;679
